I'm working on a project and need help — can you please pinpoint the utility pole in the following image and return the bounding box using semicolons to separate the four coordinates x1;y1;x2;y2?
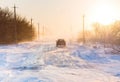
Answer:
104;26;106;52
70;26;72;44
31;18;33;36
13;4;17;44
38;23;40;40
42;26;45;42
83;14;85;44
31;18;33;28
43;26;44;36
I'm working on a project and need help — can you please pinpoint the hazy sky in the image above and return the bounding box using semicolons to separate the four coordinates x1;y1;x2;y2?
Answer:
1;0;120;40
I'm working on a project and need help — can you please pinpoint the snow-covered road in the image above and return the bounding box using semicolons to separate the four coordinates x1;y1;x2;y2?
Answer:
0;42;120;82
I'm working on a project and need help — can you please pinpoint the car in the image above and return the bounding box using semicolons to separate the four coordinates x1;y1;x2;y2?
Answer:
56;39;66;48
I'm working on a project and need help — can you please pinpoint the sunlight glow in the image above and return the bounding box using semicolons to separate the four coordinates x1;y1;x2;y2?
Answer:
90;1;117;25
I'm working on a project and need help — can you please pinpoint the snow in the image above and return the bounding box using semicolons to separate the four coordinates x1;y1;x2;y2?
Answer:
0;42;120;82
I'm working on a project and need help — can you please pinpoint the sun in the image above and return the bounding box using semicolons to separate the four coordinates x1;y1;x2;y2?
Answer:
89;1;117;25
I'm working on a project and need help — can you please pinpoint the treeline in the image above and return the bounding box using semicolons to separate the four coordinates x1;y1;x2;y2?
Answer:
78;21;120;45
0;8;36;44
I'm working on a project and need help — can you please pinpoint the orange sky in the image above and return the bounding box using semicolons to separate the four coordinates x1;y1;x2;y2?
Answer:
0;0;120;40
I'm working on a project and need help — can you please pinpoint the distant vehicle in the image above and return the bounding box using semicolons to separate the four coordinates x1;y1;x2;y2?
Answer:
56;39;66;48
